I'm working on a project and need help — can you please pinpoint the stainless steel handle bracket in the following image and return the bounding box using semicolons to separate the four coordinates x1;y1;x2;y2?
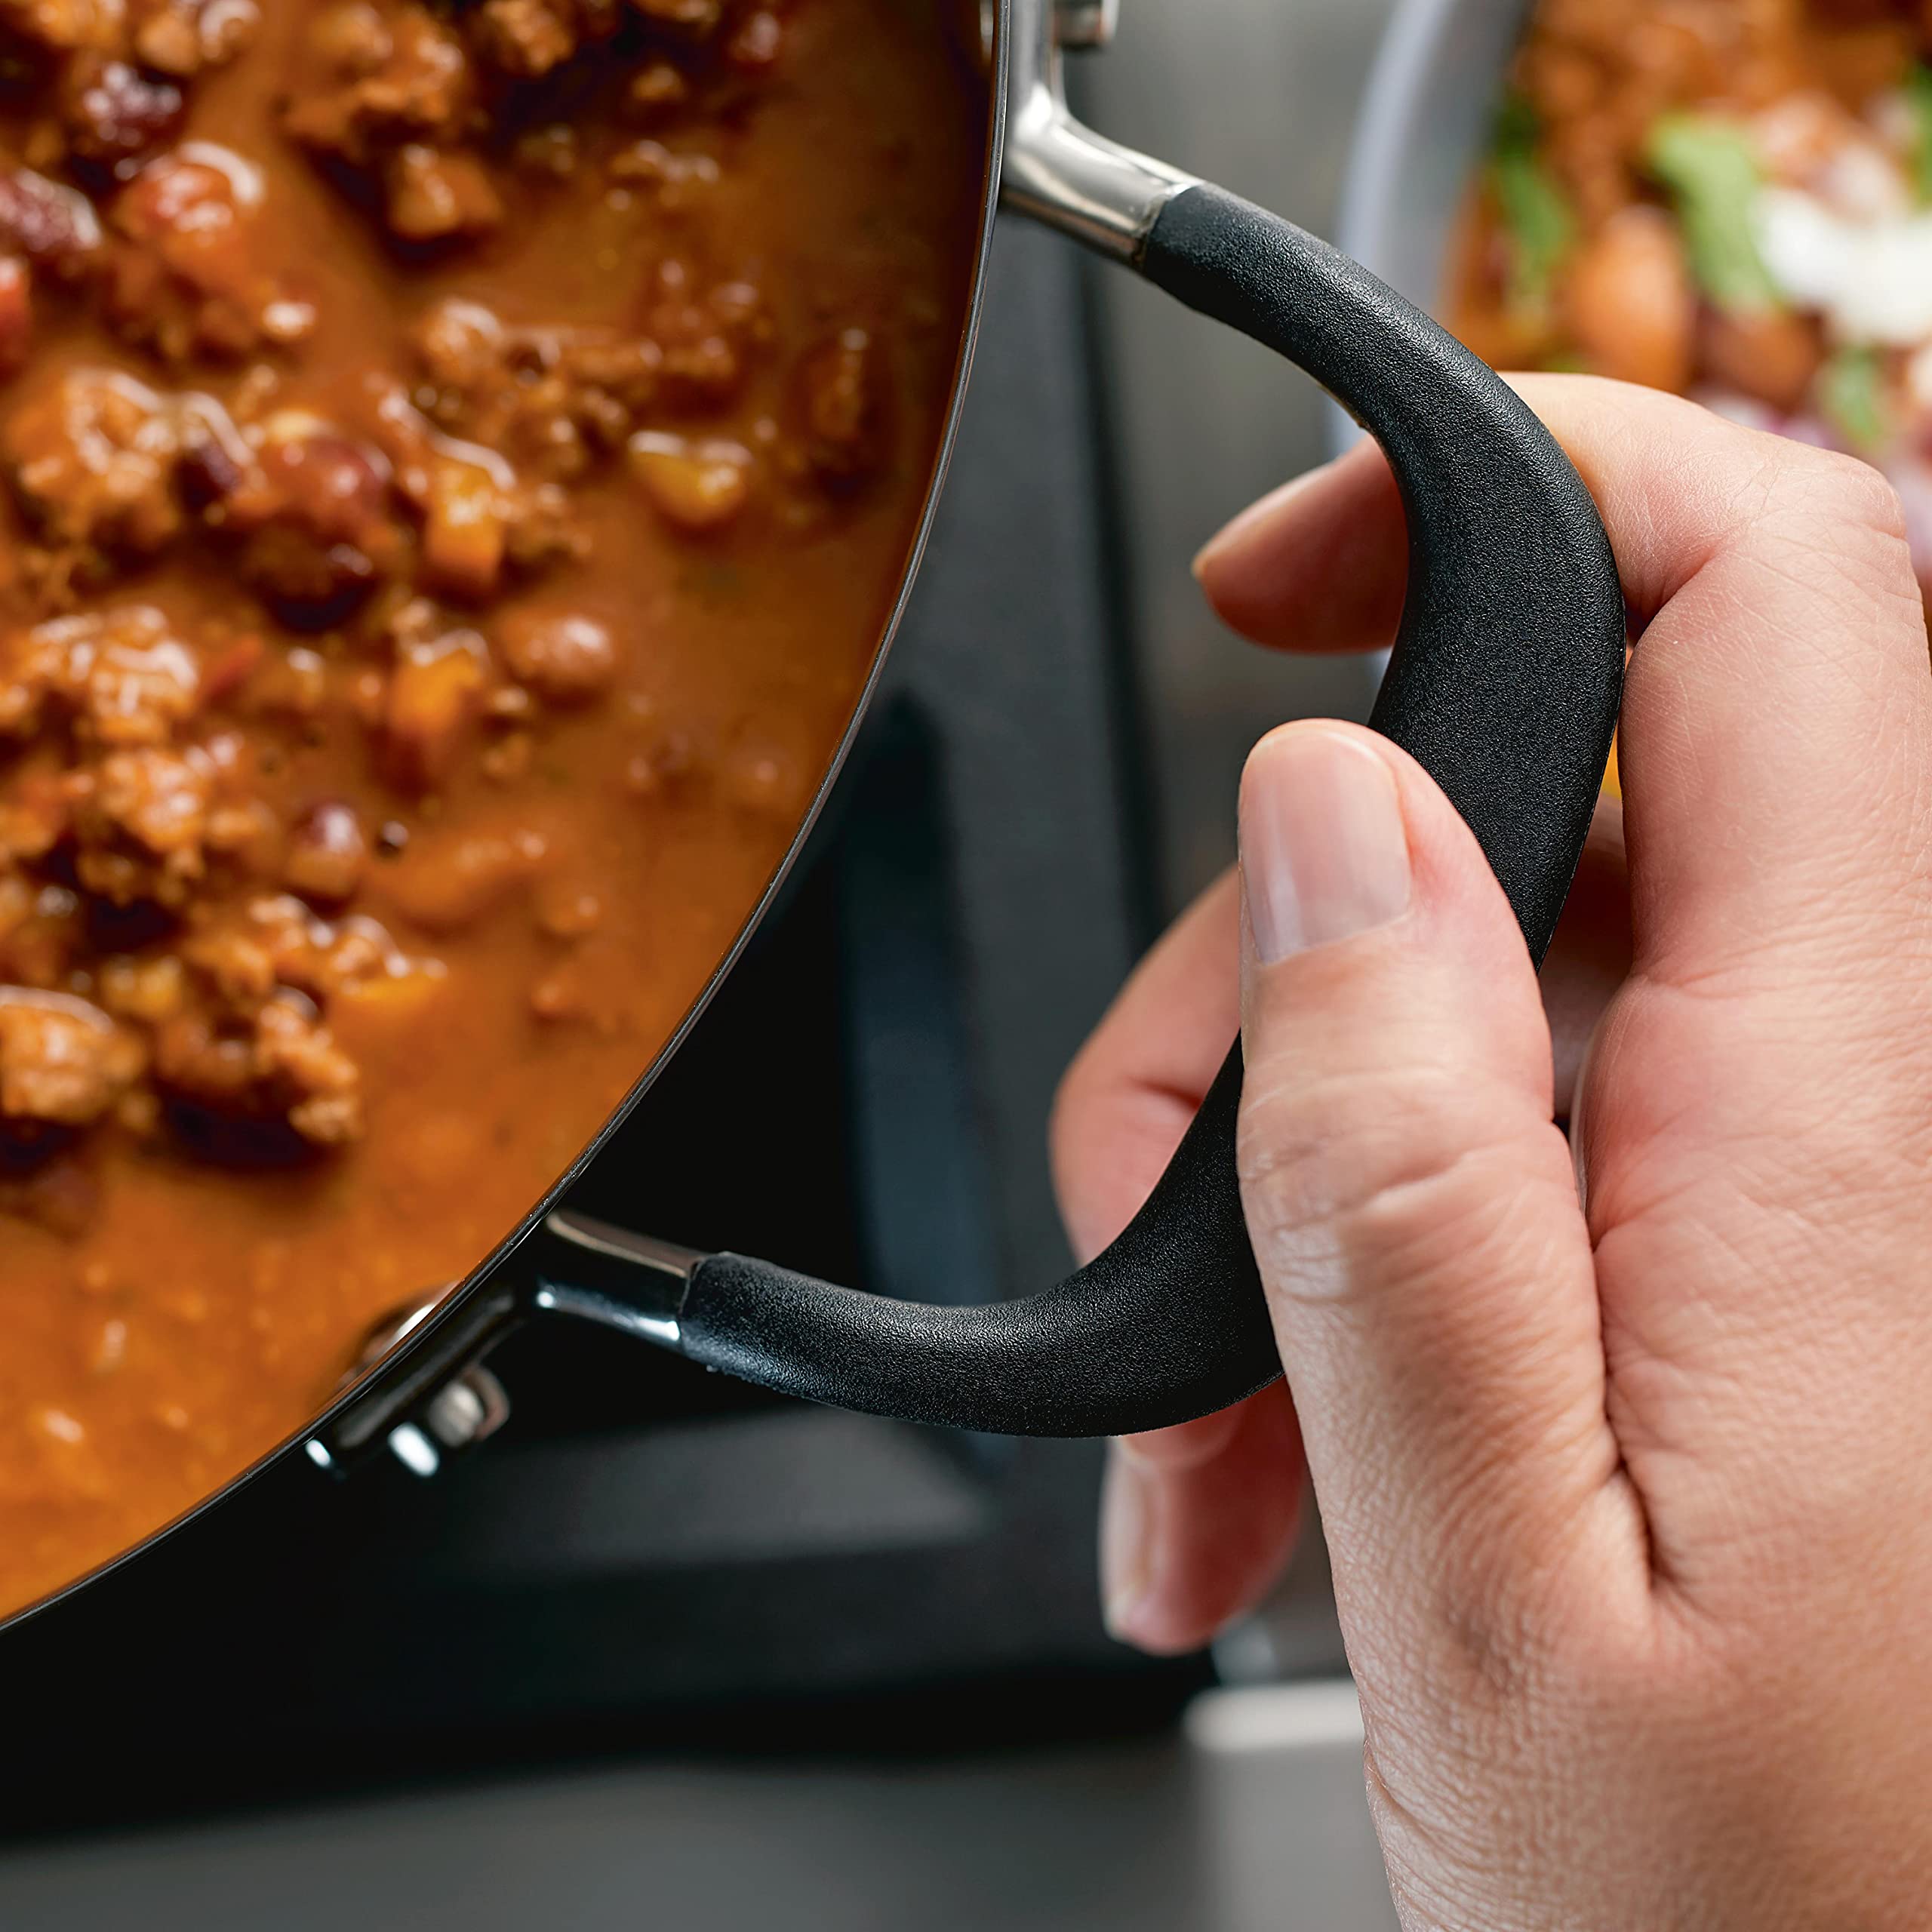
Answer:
1053;0;1117;51
303;1281;524;1478
300;1213;699;1481
531;1211;697;1349
1002;0;1197;263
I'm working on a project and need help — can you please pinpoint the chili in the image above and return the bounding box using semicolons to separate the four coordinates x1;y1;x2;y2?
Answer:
0;0;986;1616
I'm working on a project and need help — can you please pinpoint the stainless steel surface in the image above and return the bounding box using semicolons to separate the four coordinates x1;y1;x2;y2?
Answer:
0;1743;1203;1932
1053;0;1117;51
420;1366;511;1454
1081;0;1399;906
383;1420;442;1479
1190;1684;1399;1930
1001;0;1196;261
312;1298;515;1478
0;1686;1398;1932
531;1281;680;1349
544;1214;706;1288
342;1295;446;1379
537;1210;701;1347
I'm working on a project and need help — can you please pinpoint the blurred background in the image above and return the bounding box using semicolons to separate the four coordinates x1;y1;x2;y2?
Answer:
0;2;1402;1927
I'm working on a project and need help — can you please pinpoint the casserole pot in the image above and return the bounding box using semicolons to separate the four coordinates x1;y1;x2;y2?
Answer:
1335;0;1529;345
15;0;1624;1625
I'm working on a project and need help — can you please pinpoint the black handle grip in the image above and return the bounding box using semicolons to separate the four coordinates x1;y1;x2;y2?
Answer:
1146;186;1624;951
549;185;1625;1438
683;1041;1263;1435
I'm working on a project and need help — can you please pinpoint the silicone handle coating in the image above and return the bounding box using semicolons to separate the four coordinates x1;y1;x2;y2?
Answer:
560;186;1626;1438
1147;186;1623;952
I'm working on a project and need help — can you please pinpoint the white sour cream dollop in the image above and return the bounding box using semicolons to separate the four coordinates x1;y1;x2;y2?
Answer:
1755;186;1932;344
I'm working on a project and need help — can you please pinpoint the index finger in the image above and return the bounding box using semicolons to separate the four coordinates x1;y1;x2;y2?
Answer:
1202;375;1931;983
1050;872;1260;1471
1049;872;1307;1653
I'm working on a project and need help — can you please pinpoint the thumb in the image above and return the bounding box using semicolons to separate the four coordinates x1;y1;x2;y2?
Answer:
1236;724;1636;1632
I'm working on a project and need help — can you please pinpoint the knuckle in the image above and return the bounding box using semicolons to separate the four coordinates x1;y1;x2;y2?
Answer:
1237;1059;1589;1425
1709;438;1923;620
1770;441;1909;547
1236;1061;1543;1285
1342;1140;1555;1303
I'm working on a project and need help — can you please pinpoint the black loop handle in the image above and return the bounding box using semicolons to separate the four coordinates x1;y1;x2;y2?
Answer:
550;186;1626;1438
1148;187;1625;954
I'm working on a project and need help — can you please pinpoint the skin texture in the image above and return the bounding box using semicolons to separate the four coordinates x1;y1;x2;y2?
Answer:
1051;374;1932;1929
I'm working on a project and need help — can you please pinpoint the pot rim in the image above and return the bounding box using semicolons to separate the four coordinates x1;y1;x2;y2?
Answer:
1327;0;1529;461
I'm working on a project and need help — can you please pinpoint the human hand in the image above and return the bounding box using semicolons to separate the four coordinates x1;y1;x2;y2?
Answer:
1053;376;1932;1927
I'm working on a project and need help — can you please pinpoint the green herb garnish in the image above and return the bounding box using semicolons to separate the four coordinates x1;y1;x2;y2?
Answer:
1488;95;1577;318
1644;113;1781;314
1906;65;1932;203
1817;345;1892;453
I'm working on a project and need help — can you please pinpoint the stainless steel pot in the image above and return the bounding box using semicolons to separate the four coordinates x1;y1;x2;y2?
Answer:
16;0;1626;1628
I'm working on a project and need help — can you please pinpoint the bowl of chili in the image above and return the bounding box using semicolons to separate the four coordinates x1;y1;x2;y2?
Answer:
1345;0;1932;593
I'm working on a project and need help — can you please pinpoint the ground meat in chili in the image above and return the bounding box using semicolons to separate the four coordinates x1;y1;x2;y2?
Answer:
0;0;986;1620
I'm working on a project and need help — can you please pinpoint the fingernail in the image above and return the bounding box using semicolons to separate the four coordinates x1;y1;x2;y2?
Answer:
1192;463;1334;584
1240;728;1411;963
1100;1443;1157;1643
